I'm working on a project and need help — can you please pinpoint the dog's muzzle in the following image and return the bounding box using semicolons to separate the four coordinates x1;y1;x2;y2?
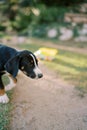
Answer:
33;66;43;79
29;73;43;79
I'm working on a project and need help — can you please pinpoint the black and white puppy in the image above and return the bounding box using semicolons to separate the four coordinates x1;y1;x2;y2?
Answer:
0;44;43;103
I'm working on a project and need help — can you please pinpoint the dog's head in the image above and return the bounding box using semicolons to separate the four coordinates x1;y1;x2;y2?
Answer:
4;50;43;79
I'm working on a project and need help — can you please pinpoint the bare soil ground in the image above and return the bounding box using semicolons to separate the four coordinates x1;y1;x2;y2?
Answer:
10;62;87;130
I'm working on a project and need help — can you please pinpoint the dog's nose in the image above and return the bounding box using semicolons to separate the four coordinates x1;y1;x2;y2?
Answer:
38;73;43;78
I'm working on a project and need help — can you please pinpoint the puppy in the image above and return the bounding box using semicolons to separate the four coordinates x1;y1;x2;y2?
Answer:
0;44;43;103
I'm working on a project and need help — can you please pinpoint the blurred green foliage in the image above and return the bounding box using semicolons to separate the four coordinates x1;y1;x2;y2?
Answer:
0;0;87;37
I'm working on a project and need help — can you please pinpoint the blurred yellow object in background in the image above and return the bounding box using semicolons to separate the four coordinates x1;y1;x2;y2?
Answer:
34;47;58;61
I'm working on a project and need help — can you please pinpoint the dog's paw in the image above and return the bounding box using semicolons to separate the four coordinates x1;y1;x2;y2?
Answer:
0;94;9;103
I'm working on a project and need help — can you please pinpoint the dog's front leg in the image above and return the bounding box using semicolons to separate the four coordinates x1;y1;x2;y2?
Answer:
0;76;9;103
5;75;17;91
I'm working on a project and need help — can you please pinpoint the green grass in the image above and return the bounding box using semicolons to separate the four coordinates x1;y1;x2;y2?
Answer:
18;42;87;96
45;50;87;95
26;37;87;48
54;40;87;48
0;76;12;130
18;42;43;52
2;76;10;85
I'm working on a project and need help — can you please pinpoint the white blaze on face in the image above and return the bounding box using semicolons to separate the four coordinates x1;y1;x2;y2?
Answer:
30;54;42;78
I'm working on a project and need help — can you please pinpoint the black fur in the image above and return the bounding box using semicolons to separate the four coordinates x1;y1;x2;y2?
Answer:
0;44;43;90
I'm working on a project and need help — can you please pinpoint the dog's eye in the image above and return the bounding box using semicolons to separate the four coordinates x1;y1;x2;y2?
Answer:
29;62;33;67
30;60;33;63
28;60;33;67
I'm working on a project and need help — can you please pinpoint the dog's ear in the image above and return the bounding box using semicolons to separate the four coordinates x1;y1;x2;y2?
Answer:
4;55;20;78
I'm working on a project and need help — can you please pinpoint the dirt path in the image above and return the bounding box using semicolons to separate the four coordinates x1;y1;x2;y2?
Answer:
10;62;87;130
